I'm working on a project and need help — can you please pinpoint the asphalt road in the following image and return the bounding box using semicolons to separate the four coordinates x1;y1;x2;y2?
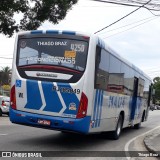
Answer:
0;110;160;160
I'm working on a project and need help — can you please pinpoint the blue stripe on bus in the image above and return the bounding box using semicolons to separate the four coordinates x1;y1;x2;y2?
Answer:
46;30;59;34
25;80;42;110
31;30;43;34
97;90;103;127
94;90;99;128
95;90;102;128
62;31;76;35
57;83;79;115
130;96;137;120
92;90;104;128
92;90;99;127
98;91;103;127
41;82;63;112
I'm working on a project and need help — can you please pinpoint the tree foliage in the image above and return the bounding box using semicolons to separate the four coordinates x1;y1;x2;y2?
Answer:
153;76;160;102
0;66;11;85
0;0;78;37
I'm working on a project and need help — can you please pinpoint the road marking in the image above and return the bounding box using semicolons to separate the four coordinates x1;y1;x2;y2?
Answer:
0;134;8;136
124;125;160;160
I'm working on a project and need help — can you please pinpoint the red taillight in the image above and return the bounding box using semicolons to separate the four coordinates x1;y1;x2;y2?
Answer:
82;36;90;40
2;100;6;106
76;92;88;119
10;85;16;110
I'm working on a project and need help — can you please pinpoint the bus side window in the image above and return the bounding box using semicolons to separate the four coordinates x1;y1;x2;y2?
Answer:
95;46;101;67
95;47;109;90
138;78;145;97
94;46;101;88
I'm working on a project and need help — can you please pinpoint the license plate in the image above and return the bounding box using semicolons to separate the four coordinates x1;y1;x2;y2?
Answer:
38;119;51;126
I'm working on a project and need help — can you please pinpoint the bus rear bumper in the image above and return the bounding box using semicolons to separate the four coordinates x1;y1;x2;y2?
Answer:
9;108;91;134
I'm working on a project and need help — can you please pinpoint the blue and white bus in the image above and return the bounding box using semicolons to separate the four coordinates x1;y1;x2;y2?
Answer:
10;30;152;139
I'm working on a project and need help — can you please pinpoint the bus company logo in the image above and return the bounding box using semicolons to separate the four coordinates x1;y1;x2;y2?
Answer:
69;103;76;111
37;41;67;46
20;41;27;48
36;72;57;78
37;41;55;46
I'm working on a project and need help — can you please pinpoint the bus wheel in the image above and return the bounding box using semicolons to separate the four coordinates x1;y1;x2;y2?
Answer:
134;111;144;129
134;117;142;129
134;122;141;129
111;115;123;140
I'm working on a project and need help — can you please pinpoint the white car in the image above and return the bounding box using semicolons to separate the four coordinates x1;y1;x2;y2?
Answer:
156;105;160;110
0;96;10;116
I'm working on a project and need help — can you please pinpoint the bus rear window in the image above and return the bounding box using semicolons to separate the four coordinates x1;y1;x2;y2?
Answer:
17;38;88;72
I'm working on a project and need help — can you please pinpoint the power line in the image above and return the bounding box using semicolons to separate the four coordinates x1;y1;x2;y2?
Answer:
148;71;160;74
98;16;155;35
145;69;160;73
0;63;12;65
78;5;127;7
147;73;160;76
91;0;145;8
91;0;160;11
144;67;160;71
146;8;160;16
91;0;160;16
102;16;159;38
0;54;13;56
0;57;13;59
94;0;152;34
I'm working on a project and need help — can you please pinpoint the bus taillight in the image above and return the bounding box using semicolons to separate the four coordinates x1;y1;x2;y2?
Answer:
76;92;88;119
10;85;16;110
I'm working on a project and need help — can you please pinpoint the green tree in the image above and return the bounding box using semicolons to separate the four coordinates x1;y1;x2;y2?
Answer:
0;0;78;37
153;76;160;103
0;66;11;85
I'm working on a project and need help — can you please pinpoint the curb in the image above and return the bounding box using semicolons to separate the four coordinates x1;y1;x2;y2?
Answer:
144;131;160;156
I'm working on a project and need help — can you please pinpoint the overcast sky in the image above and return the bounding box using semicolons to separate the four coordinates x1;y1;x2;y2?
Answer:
0;0;160;79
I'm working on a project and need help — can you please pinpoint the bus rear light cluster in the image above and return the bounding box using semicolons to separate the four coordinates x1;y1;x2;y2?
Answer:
76;92;88;119
10;85;17;110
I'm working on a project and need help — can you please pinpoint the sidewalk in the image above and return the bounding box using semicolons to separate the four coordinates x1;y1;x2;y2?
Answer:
144;129;160;157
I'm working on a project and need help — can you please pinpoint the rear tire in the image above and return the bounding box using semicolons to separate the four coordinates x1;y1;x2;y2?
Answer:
134;122;141;129
134;111;144;129
111;115;123;140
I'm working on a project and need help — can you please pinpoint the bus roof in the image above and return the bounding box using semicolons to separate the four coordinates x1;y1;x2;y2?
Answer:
17;30;91;38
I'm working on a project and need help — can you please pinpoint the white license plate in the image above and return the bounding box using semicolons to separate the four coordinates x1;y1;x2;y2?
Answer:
38;119;51;126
